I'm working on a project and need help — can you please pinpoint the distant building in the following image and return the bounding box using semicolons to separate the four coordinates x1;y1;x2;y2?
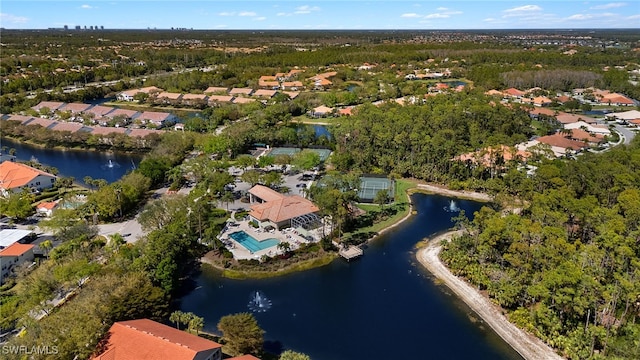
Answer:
64;25;68;30
91;319;223;360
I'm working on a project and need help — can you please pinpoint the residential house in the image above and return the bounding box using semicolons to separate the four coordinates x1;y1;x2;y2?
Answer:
253;89;277;98
25;117;57;129
566;128;605;145
207;95;234;105
181;94;208;107
564;121;611;135
104;108;140;124
456;145;531;168
229;88;254;97
59;102;92;114
3;114;35;124
598;93;635;106
50;122;88;134
555;112;598;125
116;86;163;101
282;91;300;100
485;89;503;97
156;92;183;105
247;185;320;230
89;126;128;136
339;107;354;116
204;86;228;94
233;97;257;104
0;229;34;249
0;243;35;284
258;76;279;89
137;111;177;128
502;88;526;99
84;105;116;119
0;161;57;196
36;201;59;217
281;81;303;91
528;107;556;118
310;105;334;117
536;133;589;153
91;319;223;360
605;110;640;123
32;101;65;114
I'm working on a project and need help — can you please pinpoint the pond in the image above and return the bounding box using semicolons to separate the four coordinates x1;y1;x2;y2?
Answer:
0;137;142;185
180;194;522;360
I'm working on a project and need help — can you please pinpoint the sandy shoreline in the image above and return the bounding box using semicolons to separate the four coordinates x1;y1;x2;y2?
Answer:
417;231;564;360
416;183;493;202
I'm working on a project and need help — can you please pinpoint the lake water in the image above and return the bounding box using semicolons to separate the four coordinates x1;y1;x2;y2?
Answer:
180;194;523;360
0;137;142;185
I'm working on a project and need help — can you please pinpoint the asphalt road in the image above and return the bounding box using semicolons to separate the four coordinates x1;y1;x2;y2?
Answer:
613;124;637;145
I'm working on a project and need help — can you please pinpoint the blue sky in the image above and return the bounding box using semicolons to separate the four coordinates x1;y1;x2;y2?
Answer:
1;1;639;30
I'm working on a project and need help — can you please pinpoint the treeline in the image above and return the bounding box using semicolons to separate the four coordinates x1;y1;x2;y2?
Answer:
500;69;603;91
440;138;640;359
330;91;533;182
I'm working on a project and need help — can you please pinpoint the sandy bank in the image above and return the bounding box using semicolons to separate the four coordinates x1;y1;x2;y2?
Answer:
417;231;563;360
416;183;492;202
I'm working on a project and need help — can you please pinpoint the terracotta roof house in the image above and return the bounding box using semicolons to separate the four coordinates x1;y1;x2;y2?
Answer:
555;112;598;125
84;105;116;118
599;93;635;106
253;89;277;98
567;128;605;144
208;95;234;104
312;78;332;90
339;107;354;116
456;145;531;167
248;185;320;230
89;126;128;136
0;243;35;284
281;81;303;91
537;133;589;152
59;102;92;113
258;76;280;89
156;92;183;104
229;88;254;96
91;319;222;360
204;86;228;94
36;200;59;217
485;89;503;96
311;105;334;117
51;122;88;133
137;111;177;127
529;96;553;106
32;101;65;113
3;114;35;124
25;118;57;129
529;107;556;117
127;128;164;138
282;91;300;100
181;94;208;106
503;88;526;98
0;161;57;196
233;97;257;104
555;95;572;104
315;71;337;79
105;108;139;120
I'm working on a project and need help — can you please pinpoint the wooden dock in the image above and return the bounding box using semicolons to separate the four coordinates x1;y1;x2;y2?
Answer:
339;245;363;261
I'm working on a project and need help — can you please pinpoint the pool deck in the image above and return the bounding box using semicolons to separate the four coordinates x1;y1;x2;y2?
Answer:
219;220;319;260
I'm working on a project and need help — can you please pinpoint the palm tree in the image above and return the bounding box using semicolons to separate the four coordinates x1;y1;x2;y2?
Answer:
83;176;94;191
277;241;291;255
188;316;204;335
39;240;53;259
170;311;186;330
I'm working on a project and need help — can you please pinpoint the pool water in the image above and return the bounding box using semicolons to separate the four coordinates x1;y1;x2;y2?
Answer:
229;231;280;253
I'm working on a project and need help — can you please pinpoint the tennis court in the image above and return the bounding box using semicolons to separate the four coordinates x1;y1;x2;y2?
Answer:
358;176;395;203
267;147;332;162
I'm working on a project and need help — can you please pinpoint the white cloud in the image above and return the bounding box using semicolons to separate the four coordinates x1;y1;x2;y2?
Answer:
436;7;449;11
503;5;543;18
483;18;496;22
253;17;267;21
81;4;92;9
295;5;320;14
218;11;235;16
0;13;28;24
590;2;627;10
400;13;421;18
238;11;257;17
627;14;640;19
277;12;288;16
566;14;594;20
424;13;450;19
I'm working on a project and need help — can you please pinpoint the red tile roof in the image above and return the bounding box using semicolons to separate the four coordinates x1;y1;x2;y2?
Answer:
85;105;116;118
26;118;56;128
0;161;56;190
105;109;138;119
253;89;277;98
0;243;35;257
529;107;556;116
37;201;58;210
138;111;172;123
248;186;319;223
249;185;285;202
60;103;92;113
51;122;85;133
92;319;222;360
503;88;526;97
181;94;207;100
90;127;128;135
204;86;228;94
282;91;299;99
537;133;588;150
32;101;65;112
157;92;182;100
229;88;254;96
4;115;35;124
233;97;256;104
208;95;234;103
555;112;598;124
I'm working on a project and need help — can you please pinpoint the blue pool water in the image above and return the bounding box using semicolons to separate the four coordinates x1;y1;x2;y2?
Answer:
229;231;280;253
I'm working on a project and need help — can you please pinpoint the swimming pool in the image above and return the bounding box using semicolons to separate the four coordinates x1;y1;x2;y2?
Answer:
228;231;280;253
